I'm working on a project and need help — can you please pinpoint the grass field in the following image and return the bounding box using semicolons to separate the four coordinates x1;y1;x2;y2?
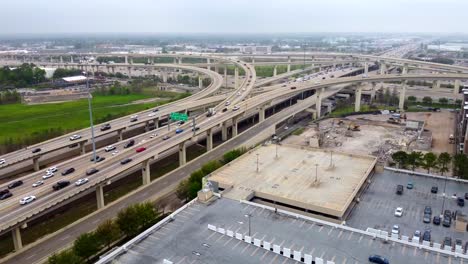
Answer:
0;92;186;144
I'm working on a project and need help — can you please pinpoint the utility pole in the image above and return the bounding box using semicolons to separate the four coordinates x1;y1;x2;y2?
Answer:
84;71;97;163
256;153;259;172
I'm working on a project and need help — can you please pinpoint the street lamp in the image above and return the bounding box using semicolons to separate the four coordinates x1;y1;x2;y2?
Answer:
441;173;448;215
256;153;259;172
244;214;252;237
84;71;97;163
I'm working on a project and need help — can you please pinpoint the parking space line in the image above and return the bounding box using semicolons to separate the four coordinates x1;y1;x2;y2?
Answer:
243;205;251;211
251;246;261;257
358;235;363;243
337;230;343;238
279;240;286;247
320;251;325;259
309;248;316;256
223;237;234;246
307;223;315;230
176;256;187;264
318;226;324;232
367;239;372;246
341;257;347;264
347;232;353;240
328;228;334;236
299;220;305;228
240;243;250;253
269;254;278;264
215;233;225;242
413;247;417;256
281;257;288;264
189;259;196;264
401;245;406;255
299;246;304;252
232;239;243;250
447;256;452;264
207;231;218;240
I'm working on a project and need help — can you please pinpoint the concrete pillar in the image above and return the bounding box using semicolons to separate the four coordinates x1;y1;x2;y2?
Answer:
80;142;86;155
117;129;124;141
125;56;128;64
252;57;255;64
96;185;105;209
173;57;177;64
178;57;182;64
162;70;168;83
111;66;115;74
232;117;239;137
147;57;151;64
142;159;151;185
402;63;408;75
273;65;277;77
454;79;461;95
70;56;74;63
60;56;63;63
370;82;377;103
145;121;150;132
129;57;133;64
224;67;227;88
33;157;40;171
259;106;266;122
50;56;53;63
178;142;186;166
355;86;362;112
234;67;239;89
364;62;369;75
153;118;159;129
214;65;219;73
12;227;22;251
207;58;211;71
127;67;132;78
380;61;386;75
316;88;324;118
287;57;291;72
432;80;440;90
221;122;228;141
198;75;203;89
399;81;407;110
206;128;213;151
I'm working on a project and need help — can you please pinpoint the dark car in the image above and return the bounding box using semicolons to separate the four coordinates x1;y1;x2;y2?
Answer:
443;237;452;247
124;140;135;148
465;193;468;200
0;192;12;200
457;197;465;207
61;167;75;176
222;108;228;113
120;158;132;165
52;180;70;191
192;127;200;132
423;230;431;242
86;168;99;176
290;86;297;90
8;180;23;189
0;189;9;196
444;209;452;217
433;215;441;225
163;135;170;140
69;143;78;148
423;213;431;223
424;206;432;215
396;185;403;195
32;148;41;154
431;186;438;194
100;123;111;131
443;216;452;227
152;108;159;112
368;255;389;264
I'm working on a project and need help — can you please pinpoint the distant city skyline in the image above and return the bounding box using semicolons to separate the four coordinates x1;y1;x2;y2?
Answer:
1;0;468;34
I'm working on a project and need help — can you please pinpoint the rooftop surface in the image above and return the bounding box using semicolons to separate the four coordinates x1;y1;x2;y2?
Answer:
208;144;376;217
113;197;455;264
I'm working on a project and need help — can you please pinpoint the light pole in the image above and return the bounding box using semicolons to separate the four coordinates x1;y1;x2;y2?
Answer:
441;173;448;215
256;153;259;172
84;71;97;163
315;164;319;182
244;214;252;237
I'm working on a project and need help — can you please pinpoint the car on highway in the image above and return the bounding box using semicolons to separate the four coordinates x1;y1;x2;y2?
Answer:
124;140;135;148
104;145;116;152
120;158;132;165
100;123;111;131
163;135;171;140
0;189;9;196
46;166;58;173
368;255;389;264
232;105;240;111
32;180;44;187
148;113;156;117
0;158;5;165
0;192;12;200
150;133;158;138
152;108;159;112
32;148;41;154
53;181;70;191
225;101;230;106
175;128;183;134
136;147;146;153
222;108;228;113
42;172;54;180
192;127;200;132
86;168;99;176
20;195;36;205
290;86;297;90
75;178;89;186
130;115;138;122
69;134;82;141
90;155;105;162
61;167;75;176
394;207;403;217
8;180;23;189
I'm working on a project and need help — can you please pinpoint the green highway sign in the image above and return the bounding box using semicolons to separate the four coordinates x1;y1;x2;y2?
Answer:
170;112;188;121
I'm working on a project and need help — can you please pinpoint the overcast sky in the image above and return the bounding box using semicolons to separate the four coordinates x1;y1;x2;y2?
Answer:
1;0;467;34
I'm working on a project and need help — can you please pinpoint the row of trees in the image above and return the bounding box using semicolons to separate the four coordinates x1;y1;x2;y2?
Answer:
48;202;159;264
176;148;246;201
52;68;83;79
0;63;46;88
407;96;460;105
391;151;468;179
0;89;21;105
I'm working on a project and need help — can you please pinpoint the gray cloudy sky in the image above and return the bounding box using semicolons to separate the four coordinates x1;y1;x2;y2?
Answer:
1;0;467;34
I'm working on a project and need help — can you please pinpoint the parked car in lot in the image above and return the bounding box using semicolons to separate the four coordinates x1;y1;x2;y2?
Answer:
86;168;99;176
124;140;135;148
423;230;431;242
53;181;70;191
394;207;403;217
391;225;399;235
433;215;441;225
75;178;89;186
32;148;41;154
20;195;36;205
100;123;111;131
368;255;389;264
120;158;132;165
423;213;431;223
61;167;75;176
444;237;452;248
424;206;432;215
136;147;146;153
8;180;23;189
406;182;414;189
443;216;452;227
69;134;81;141
396;185;403;195
457;197;465;207
413;230;421;242
431;186;438;193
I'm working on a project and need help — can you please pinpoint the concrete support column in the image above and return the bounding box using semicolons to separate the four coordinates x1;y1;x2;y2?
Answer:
111;66;115;74
214;65;219;73
178;57;182;64
127;67;132;78
80;142;86;155
142;159;151;185
207;58;211;71
234;67;239;89
370;82;377;103
399;81;407;110
153;118;159;129
125;56;128;64
206;128;213;151
432;80;440;90
60;56;63;63
117;129;124;141
198;75;203;89
232;117;239;137
147;58;151;64
12;227;22;251
162;70;168;83
96;185;105;209
33;157;40;171
364;62;368;75
129;57;133;64
355;86;363;112
402;63;408;75
252;57;255;64
70;56;74;63
173;57;177;64
287;57;291;72
454;79;461;95
221;122;228;141
259;106;266;122
273;65;277;77
178;142;186;166
224;67;227;88
145;121;150;132
316;88;324;118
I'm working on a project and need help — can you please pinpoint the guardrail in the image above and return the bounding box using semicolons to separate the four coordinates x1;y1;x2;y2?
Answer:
95;198;198;264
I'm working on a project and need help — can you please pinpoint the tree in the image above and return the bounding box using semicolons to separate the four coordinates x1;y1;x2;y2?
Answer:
134;202;158;229
407;96;417;103
95;220;121;249
407;151;423;171
438;97;448;104
73;232;100;261
176;179;190;201
452;154;468;179
48;249;81;264
116;205;139;237
422;96;432;104
437;152;451;175
392;151;408;169
421;152;438;173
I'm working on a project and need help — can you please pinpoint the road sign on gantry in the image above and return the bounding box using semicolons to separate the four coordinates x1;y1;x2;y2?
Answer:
170;112;188;121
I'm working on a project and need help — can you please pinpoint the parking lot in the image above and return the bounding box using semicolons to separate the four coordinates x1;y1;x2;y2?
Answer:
114;198;461;264
347;170;468;247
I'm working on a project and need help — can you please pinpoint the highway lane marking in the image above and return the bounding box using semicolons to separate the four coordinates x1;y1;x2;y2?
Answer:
60;235;70;241
25;254;36;260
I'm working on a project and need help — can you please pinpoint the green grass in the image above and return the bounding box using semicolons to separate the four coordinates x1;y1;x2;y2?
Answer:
329;105;397;118
292;128;305;135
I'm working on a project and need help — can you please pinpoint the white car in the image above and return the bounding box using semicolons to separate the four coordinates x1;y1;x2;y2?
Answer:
32;180;44;187
20;195;36;205
314;81;321;84
69;134;81;141
394;207;403;217
232;105;240;111
150;133;158;138
0;158;5;165
391;225;400;235
112;151;119;156
148;113;156;117
75;178;89;186
130;115;138;119
104;145;116;152
46;166;58;173
237;92;241;96
413;230;421;242
225;101;231;106
42;172;54;179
